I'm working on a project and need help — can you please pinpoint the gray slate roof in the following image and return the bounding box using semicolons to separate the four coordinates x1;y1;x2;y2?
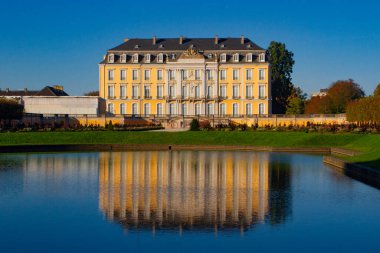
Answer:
109;37;264;52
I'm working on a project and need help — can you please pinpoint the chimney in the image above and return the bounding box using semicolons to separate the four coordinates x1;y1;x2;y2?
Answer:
241;35;245;44
152;36;156;45
179;35;183;45
53;85;63;91
124;38;129;42
214;35;218;45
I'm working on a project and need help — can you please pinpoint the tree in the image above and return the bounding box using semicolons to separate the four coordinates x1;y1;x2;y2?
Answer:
304;95;329;114
267;41;295;114
84;91;99;96
286;87;306;114
347;96;380;124
0;98;24;120
374;83;380;97
326;79;365;113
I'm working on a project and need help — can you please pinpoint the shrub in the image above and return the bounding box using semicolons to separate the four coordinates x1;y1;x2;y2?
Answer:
190;119;200;131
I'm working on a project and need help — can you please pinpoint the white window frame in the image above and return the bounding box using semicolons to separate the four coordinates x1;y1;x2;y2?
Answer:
259;53;265;62
169;70;175;80
157;69;163;81
120;85;126;98
156;103;163;115
195;103;201;115
132;85;139;99
219;103;226;116
108;69;114;81
157;85;163;98
195;69;200;80
132;103;138;115
246;53;252;62
259;103;265;115
144;70;150;81
120;69;126;81
259;84;266;98
120;103;126;115
144;103;150;116
259;69;266;80
246;69;252;80
107;85;115;98
233;69;239;80
132;69;139;80
220;69;226;80
145;54;151;63
220;85;226;98
108;103;114;114
144;85;151;98
157;53;163;63
246;103;252;116
120;54;126;63
108;54;114;63
246;85;253;98
233;53;239;62
220;53;226;63
233;85;239;98
132;53;139;63
233;103;239;116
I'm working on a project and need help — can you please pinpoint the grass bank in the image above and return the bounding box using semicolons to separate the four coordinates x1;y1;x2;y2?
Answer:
0;131;379;168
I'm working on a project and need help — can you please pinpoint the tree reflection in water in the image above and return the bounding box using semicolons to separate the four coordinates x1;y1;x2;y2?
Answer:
98;151;292;233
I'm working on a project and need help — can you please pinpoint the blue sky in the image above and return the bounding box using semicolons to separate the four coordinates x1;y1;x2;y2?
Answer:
0;0;379;96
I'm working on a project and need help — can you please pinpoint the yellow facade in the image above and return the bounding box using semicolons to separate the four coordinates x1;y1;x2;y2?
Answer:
99;37;271;118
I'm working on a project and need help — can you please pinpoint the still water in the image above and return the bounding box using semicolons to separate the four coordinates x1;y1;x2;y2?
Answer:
0;151;379;253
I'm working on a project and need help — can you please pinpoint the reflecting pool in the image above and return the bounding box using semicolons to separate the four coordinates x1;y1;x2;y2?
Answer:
0;151;379;253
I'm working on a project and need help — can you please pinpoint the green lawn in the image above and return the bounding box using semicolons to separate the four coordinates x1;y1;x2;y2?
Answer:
0;131;379;168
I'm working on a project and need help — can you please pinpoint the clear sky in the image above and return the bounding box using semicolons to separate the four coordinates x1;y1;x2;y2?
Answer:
0;0;379;96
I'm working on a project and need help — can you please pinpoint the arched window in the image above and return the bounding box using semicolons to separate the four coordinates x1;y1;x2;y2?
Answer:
107;103;114;114
246;103;252;116
144;103;150;116
156;103;162;116
132;103;138;116
219;103;226;116
120;103;126;115
233;103;239;117
259;103;265;115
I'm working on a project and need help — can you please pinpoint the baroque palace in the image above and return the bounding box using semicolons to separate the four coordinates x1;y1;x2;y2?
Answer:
99;36;271;117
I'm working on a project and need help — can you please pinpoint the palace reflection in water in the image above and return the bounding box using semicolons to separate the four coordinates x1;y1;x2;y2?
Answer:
99;151;292;232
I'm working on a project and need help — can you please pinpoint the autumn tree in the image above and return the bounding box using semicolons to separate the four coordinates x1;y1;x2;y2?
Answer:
84;91;99;96
286;87;306;114
267;41;295;114
374;83;380;97
326;79;364;113
304;95;329;114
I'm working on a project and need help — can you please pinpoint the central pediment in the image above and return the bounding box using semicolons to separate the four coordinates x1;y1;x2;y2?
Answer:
178;47;205;60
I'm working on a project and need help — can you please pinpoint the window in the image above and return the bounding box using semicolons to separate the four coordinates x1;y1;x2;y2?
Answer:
120;85;126;98
194;86;200;98
108;85;114;98
233;53;239;62
157;70;163;81
169;70;175;80
220;70;226;80
206;70;213;80
259;69;265;80
259;85;265;98
132;54;139;63
108;70;114;81
219;85;226;98
145;54;151;63
207;103;213;115
181;70;188;80
156;103;163;115
208;54;213;59
220;53;226;62
195;70;200;80
107;103;114;114
169;86;175;98
144;85;151;98
259;53;265;62
233;103;239;116
120;54;126;63
120;104;126;115
246;85;252;98
120;69;126;80
132;85;139;98
233;85;239;98
246;69;252;80
144;103;150;116
132;103;138;115
181;86;187;98
132;69;138;80
144;70;150;81
195;104;201;115
246;53;252;62
207;86;213;98
233;69;239;80
219;104;226;116
157;53;163;63
246;103;252;116
157;86;163;98
169;103;176;115
108;54;114;63
259;103;265;115
181;104;187;115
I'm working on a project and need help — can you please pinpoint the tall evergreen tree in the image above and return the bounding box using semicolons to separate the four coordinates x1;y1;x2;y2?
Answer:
267;41;295;114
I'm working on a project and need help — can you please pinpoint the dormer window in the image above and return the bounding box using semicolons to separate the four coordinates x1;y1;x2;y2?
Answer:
220;44;225;48
120;54;126;63
259;53;265;62
159;44;164;48
157;53;163;63
171;54;176;60
134;45;139;49
145;54;151;63
108;54;114;63
220;53;226;63
208;54;213;59
132;54;139;63
233;53;239;62
246;53;252;62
